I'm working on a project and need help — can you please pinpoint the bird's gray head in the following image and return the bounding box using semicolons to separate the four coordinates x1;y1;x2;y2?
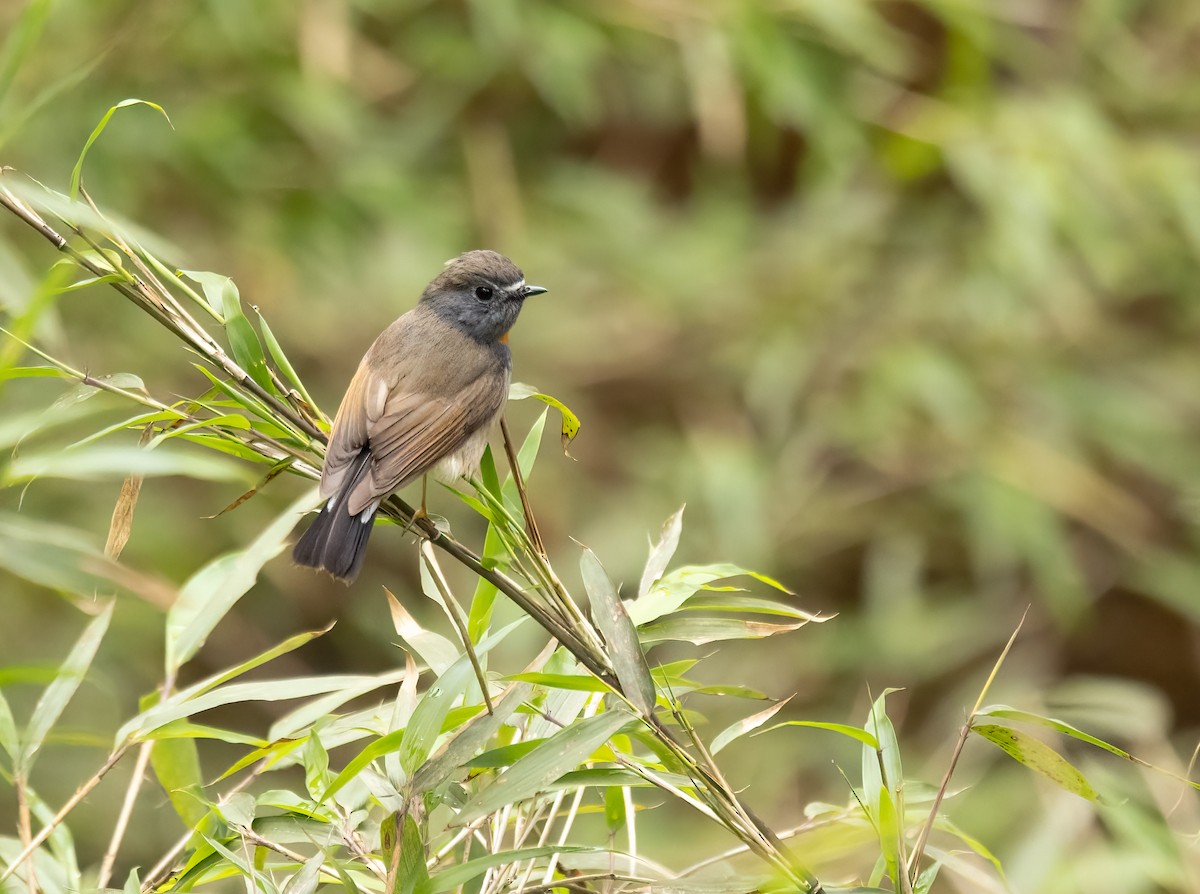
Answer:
420;250;547;345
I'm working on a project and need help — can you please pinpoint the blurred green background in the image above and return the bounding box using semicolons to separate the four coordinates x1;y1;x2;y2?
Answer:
1;0;1199;890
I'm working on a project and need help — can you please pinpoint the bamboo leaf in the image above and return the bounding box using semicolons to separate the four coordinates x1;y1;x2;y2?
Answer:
507;382;581;453
454;708;631;824
710;695;794;755
166;487;320;672
19;602;113;771
971;723;1100;801
70;99;172;200
580;546;655;716
639;505;685;598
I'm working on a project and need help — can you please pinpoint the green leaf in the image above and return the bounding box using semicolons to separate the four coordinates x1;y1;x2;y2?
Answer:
604;785;627;834
70;99;172;200
174;625;335;708
5;443;249;484
166;487;320;672
303;732;331;802
507;383;581;453
400;618;524;778
759;720;879;749
639;505;685;597
626;563;795;627
971;723;1100;801
415;846;592;894
282;853;324;894
0;0;54;107
0;366;65;382
976;705;1130;760
150;736;207;830
411;681;532;795
455;708;631;824
861;689;903;847
141;720;266;747
710;696;793;755
19;602;113;772
505;673;609;693
187;272;275;394
119;672;405;745
394;814;429;894
386;590;461;676
253;308;318;409
580;547;655;716
638;615;807;645
0;689;19;763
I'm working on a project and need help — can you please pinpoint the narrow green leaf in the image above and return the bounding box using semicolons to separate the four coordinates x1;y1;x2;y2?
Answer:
455;708;631;824
0;366;65;382
174;625;335;708
759;720;879;749
0;0;54;106
119;672;404;745
626;563;795;627
639;505;685;598
254;307;316;408
971;723;1100;801
70;99;172;200
638;615;807;645
876;783;902;887
580;547;655;716
5;444;249;484
415;846;591;894
0;689;19;763
411;681;531;795
505;673;609;693
220;277;274;393
399;618;523;777
479;444;502;499
140;720;266;747
19;602;113;771
976;705;1129;759
710;696;793;755
166;487;320;672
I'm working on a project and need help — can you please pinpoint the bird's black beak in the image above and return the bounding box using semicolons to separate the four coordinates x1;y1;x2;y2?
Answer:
523;285;548;298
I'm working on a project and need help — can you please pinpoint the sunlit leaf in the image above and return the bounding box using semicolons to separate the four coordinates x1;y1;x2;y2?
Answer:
971;723;1100;801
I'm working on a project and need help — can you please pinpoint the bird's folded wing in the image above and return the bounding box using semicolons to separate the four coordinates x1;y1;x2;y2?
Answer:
322;364;506;515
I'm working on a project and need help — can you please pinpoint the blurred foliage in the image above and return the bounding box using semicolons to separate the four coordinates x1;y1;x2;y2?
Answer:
1;0;1199;891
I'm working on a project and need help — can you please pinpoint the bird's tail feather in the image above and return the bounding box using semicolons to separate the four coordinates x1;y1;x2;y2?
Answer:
293;449;377;583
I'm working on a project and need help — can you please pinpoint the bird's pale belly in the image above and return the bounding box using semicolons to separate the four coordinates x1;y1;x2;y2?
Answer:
430;423;494;484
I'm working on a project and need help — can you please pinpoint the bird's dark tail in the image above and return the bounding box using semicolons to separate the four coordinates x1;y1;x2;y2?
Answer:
293;449;377;583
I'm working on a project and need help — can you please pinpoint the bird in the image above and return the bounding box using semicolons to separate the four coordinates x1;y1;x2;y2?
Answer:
293;249;547;582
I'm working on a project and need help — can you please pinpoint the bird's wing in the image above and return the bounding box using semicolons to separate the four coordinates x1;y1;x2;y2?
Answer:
323;360;507;515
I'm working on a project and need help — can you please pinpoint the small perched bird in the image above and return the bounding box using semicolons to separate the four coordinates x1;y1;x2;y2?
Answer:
293;250;547;582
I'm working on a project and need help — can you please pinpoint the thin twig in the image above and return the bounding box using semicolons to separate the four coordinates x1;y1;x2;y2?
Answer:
96;740;154;888
499;415;545;555
420;542;494;714
907;607;1029;882
0;745;130;886
15;778;37;894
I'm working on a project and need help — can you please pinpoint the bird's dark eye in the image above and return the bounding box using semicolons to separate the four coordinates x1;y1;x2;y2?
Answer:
474;286;494;301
